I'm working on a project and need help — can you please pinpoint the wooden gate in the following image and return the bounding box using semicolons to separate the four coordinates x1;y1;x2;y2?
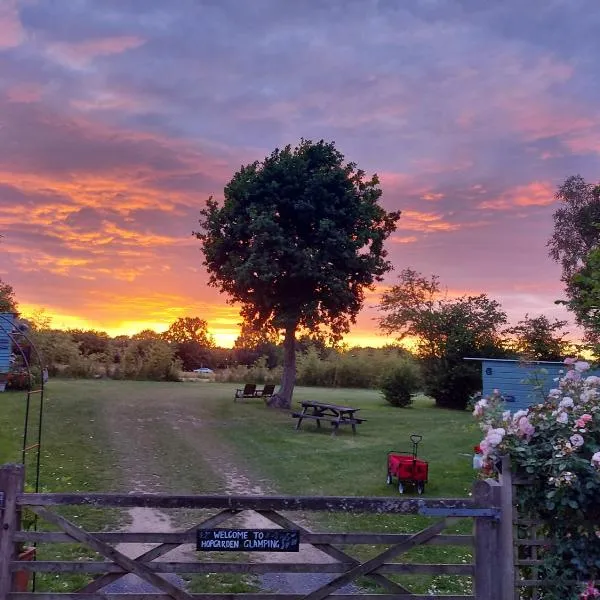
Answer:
0;463;513;600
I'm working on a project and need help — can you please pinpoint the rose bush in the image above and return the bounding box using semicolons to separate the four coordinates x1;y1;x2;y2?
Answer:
473;360;600;599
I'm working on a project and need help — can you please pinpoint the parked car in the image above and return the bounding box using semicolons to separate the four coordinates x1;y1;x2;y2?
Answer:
193;368;214;374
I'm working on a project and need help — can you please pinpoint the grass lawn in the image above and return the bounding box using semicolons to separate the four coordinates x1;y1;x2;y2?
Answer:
0;379;482;595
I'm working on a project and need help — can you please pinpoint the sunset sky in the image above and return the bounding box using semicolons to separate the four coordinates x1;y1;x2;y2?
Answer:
1;0;599;347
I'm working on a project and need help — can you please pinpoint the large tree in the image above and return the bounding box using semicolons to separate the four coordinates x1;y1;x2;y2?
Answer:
503;314;571;361
196;139;400;408
547;175;600;282
379;268;507;409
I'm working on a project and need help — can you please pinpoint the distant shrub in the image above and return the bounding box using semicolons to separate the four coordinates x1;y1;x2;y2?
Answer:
215;356;283;384
424;359;481;410
380;361;422;407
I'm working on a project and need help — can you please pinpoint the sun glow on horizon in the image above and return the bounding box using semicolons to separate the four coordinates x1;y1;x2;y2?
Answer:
18;304;408;349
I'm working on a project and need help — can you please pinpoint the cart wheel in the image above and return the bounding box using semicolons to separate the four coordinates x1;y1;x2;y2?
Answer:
398;481;404;494
417;482;425;495
386;474;392;485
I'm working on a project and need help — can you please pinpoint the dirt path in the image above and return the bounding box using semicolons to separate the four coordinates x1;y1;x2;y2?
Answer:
100;395;358;595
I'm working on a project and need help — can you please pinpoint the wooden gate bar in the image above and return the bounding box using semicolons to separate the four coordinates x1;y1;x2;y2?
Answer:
18;492;479;512
302;518;450;600
31;507;194;600
14;530;473;545
79;509;239;593
9;594;474;600
14;561;474;575
258;509;411;595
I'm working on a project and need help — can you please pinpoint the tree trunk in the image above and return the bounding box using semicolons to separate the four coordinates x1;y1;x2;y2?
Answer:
266;323;296;409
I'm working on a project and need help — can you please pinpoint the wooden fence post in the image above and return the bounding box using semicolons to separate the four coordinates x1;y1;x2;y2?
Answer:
498;456;516;600
473;478;501;600
0;463;25;600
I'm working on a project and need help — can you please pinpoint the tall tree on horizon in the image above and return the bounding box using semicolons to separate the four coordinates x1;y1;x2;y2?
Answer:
548;175;600;282
379;268;508;409
196;139;400;408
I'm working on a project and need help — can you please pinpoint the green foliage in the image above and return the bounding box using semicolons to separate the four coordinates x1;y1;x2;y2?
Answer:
474;362;600;598
548;175;600;282
196;139;400;404
379;268;508;409
504;314;571;361
215;356;283;385
219;347;416;389
564;247;600;348
120;339;181;381
162;317;215;346
380;360;422;407
67;329;111;356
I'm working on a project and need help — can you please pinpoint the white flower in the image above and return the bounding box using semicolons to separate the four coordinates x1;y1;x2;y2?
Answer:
559;397;574;409
556;412;569;424
502;410;511;422
569;434;584;448
575;361;590;372
513;409;528;421
585;375;600;386
548;388;562;398
485;427;505;447
591;452;600;468
472;398;488;417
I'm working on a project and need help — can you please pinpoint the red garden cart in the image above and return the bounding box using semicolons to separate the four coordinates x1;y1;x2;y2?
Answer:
386;434;428;494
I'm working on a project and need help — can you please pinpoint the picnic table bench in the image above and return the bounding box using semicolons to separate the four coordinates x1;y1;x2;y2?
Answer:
291;400;366;435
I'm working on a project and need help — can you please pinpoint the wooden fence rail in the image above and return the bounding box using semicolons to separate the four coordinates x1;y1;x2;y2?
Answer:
0;463;514;600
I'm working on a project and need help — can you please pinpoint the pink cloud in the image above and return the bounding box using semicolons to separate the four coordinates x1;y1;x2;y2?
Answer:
0;0;23;48
47;36;146;68
478;181;554;211
6;84;44;103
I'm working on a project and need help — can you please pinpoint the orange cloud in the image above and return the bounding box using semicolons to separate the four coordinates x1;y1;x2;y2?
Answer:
422;192;444;201
478;181;553;211
399;210;461;232
391;235;418;244
46;36;146;68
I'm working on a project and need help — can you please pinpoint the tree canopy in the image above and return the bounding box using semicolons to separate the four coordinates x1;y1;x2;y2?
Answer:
196;139;400;407
379;268;507;409
503;314;571;361
162;317;215;347
564;247;600;346
0;278;17;313
547;175;600;282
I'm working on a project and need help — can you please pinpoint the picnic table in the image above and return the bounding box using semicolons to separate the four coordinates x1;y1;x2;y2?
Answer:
291;400;366;435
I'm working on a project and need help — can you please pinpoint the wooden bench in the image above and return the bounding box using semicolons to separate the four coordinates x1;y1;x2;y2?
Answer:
234;383;276;402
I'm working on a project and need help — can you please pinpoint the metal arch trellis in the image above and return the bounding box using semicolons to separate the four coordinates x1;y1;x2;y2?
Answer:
0;313;46;494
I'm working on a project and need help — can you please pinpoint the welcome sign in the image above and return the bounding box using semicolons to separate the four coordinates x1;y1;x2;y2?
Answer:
197;529;300;552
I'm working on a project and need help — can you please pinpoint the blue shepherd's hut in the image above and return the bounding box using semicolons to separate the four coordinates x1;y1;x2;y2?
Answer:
0;312;15;391
464;358;600;412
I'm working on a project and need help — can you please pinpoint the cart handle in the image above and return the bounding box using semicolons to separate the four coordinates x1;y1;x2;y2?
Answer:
410;434;423;444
